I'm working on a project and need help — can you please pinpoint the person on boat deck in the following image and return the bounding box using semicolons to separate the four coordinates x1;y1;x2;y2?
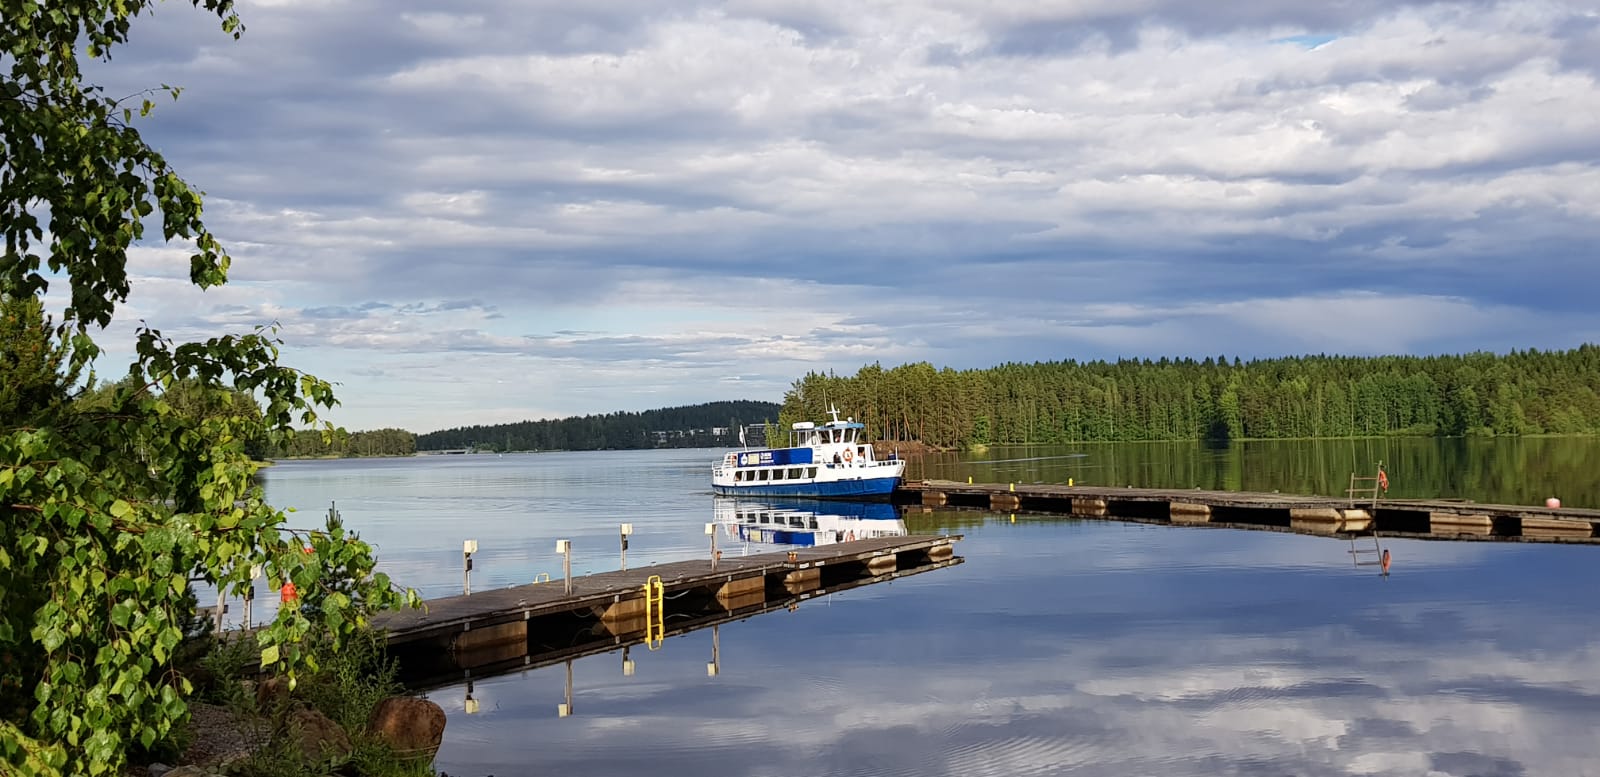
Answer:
833;452;842;465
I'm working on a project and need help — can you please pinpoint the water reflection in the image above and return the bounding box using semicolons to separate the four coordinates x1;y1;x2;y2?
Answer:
399;550;963;692
431;516;1600;777
257;451;1600;776
713;497;907;548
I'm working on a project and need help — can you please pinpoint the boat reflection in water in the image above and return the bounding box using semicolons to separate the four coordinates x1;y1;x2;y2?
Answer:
713;497;907;548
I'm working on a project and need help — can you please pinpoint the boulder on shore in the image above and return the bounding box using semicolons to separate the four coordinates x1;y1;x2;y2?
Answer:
255;675;292;713
288;707;352;764
367;695;447;761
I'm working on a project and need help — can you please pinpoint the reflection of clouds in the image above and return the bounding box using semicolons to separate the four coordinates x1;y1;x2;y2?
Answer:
433;519;1600;777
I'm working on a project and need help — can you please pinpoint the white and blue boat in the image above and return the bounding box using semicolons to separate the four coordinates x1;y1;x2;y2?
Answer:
712;407;905;498
713;497;906;547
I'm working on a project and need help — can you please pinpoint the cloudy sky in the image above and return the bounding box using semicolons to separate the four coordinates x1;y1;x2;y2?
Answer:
90;0;1600;432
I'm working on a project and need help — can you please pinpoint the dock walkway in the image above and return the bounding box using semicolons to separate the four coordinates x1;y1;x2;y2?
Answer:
375;534;961;649
900;480;1600;542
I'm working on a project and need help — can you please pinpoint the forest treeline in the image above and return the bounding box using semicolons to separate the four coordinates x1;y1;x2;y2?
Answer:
270;427;417;458
779;347;1600;450
416;400;780;451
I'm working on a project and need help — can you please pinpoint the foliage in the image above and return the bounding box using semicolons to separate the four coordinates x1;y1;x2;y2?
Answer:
782;349;1600;449
271;427;417;459
295;630;399;734
0;297;82;424
220;628;432;777
0;2;419;774
195;634;260;709
417;399;780;451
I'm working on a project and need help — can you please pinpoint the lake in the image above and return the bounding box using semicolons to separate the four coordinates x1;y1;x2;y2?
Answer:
261;439;1600;776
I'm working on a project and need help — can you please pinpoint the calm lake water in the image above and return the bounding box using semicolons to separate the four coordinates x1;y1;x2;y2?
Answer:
261;439;1600;776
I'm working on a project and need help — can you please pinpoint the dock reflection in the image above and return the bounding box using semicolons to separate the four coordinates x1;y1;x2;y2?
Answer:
395;498;959;692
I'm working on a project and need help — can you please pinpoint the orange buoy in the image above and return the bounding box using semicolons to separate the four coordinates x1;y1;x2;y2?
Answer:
1380;549;1391;575
1545;497;1562;509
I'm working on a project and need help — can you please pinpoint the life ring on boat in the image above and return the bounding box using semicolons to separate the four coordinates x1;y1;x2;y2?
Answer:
842;450;853;462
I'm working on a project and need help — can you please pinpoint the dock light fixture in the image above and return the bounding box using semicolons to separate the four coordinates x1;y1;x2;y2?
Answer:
622;646;635;677
463;540;478;595
557;539;572;594
243;564;262;629
465;681;479;715
620;523;633;570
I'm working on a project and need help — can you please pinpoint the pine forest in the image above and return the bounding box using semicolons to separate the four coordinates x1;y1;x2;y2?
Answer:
778;348;1600;450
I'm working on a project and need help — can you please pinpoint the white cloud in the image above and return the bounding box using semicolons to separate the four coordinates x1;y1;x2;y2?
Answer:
58;0;1600;429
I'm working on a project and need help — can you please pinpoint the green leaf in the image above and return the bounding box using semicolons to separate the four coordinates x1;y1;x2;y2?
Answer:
40;626;66;652
259;643;280;667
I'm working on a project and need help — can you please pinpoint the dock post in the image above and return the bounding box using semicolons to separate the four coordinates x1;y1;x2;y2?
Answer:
558;659;574;717
620;523;633;571
708;624;720;677
463;539;478;595
557;539;572;595
214;587;225;633
242;564;259;630
705;523;719;571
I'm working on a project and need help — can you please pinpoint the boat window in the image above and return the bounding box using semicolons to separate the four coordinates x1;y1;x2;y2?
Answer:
788;468;802;478
772;469;785;480
734;470;744;482
807;467;817;478
758;469;769;481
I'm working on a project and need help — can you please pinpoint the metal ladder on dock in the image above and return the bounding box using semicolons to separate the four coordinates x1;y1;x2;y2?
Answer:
1346;462;1387;509
644;575;665;650
1347;462;1390;575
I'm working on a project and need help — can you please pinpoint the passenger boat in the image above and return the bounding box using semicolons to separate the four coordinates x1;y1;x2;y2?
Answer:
711;407;905;498
713;497;906;547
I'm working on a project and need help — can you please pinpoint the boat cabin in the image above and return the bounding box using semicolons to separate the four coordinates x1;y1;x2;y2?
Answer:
789;420;861;448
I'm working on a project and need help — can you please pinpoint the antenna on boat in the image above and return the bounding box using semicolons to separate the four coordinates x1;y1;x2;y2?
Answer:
828;404;841;423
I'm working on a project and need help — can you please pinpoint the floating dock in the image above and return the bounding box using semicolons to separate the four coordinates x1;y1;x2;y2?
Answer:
375;534;962;661
898;480;1600;543
398;552;963;689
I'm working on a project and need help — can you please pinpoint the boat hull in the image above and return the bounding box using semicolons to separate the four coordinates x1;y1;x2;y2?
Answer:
712;475;901;499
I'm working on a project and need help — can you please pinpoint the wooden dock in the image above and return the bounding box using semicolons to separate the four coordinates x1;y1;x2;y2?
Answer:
899;480;1600;542
398;553;964;690
375;534;962;657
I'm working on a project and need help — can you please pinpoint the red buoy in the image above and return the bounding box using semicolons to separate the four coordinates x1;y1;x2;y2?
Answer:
1380;549;1391;575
